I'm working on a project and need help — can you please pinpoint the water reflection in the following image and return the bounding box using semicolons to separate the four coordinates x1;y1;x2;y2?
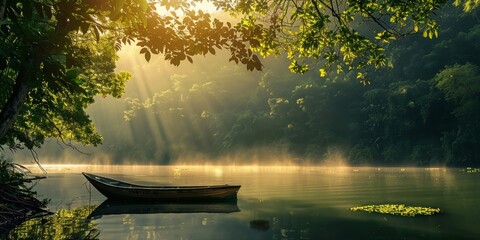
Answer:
92;202;249;239
12;166;480;239
236;198;462;240
249;219;270;231
9;205;99;240
88;198;463;239
89;199;240;218
7;198;463;240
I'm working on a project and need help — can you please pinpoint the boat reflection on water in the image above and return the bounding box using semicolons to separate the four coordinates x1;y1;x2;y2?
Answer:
88;199;240;219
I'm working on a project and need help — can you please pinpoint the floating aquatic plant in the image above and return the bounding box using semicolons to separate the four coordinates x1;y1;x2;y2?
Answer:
350;204;441;217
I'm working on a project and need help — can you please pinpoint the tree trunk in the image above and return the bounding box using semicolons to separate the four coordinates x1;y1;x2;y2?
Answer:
0;0;6;24
0;59;33;142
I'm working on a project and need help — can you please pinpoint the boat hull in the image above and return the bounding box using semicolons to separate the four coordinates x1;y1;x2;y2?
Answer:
83;172;240;202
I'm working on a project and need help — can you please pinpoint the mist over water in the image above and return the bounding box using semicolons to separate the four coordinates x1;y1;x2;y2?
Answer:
11;144;350;167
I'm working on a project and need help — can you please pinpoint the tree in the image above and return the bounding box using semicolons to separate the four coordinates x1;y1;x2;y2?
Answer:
0;0;262;150
1;0;478;152
435;63;480;164
207;0;478;83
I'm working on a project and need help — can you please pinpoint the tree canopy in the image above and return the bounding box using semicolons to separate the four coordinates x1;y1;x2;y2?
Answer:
0;0;261;150
206;0;479;82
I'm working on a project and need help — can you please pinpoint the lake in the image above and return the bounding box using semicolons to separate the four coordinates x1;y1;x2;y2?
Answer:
8;165;480;239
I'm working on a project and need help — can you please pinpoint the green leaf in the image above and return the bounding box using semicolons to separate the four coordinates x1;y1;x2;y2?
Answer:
93;25;100;42
66;68;80;80
209;47;216;54
114;0;125;16
139;13;148;27
144;50;151;62
319;68;327;77
137;0;148;12
80;23;89;34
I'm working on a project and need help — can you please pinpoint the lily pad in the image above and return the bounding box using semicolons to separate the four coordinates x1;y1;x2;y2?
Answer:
350;204;441;217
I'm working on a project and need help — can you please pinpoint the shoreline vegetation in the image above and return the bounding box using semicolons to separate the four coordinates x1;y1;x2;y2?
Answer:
0;160;51;238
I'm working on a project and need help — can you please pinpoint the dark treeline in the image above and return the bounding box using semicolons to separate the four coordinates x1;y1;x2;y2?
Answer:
26;6;480;166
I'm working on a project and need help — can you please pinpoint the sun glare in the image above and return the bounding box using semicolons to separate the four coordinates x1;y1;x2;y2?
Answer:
193;1;218;13
155;0;219;16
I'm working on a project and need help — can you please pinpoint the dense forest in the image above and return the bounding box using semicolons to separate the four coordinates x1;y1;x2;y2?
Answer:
33;5;476;166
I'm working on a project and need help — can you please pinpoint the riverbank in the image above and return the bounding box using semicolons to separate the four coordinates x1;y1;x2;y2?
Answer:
0;183;51;231
0;174;51;238
0;184;52;238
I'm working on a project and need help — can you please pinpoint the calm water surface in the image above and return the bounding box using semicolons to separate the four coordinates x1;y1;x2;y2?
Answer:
9;165;480;239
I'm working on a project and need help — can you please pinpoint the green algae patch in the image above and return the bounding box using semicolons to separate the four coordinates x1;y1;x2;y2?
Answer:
350;204;441;217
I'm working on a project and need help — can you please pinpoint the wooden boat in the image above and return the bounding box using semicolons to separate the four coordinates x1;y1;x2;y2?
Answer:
82;172;241;202
88;199;240;219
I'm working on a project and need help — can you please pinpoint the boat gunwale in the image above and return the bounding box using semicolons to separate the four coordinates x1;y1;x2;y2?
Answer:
82;172;241;191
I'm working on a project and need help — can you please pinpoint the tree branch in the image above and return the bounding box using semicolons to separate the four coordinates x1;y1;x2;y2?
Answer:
351;0;405;37
0;56;35;142
311;0;322;17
